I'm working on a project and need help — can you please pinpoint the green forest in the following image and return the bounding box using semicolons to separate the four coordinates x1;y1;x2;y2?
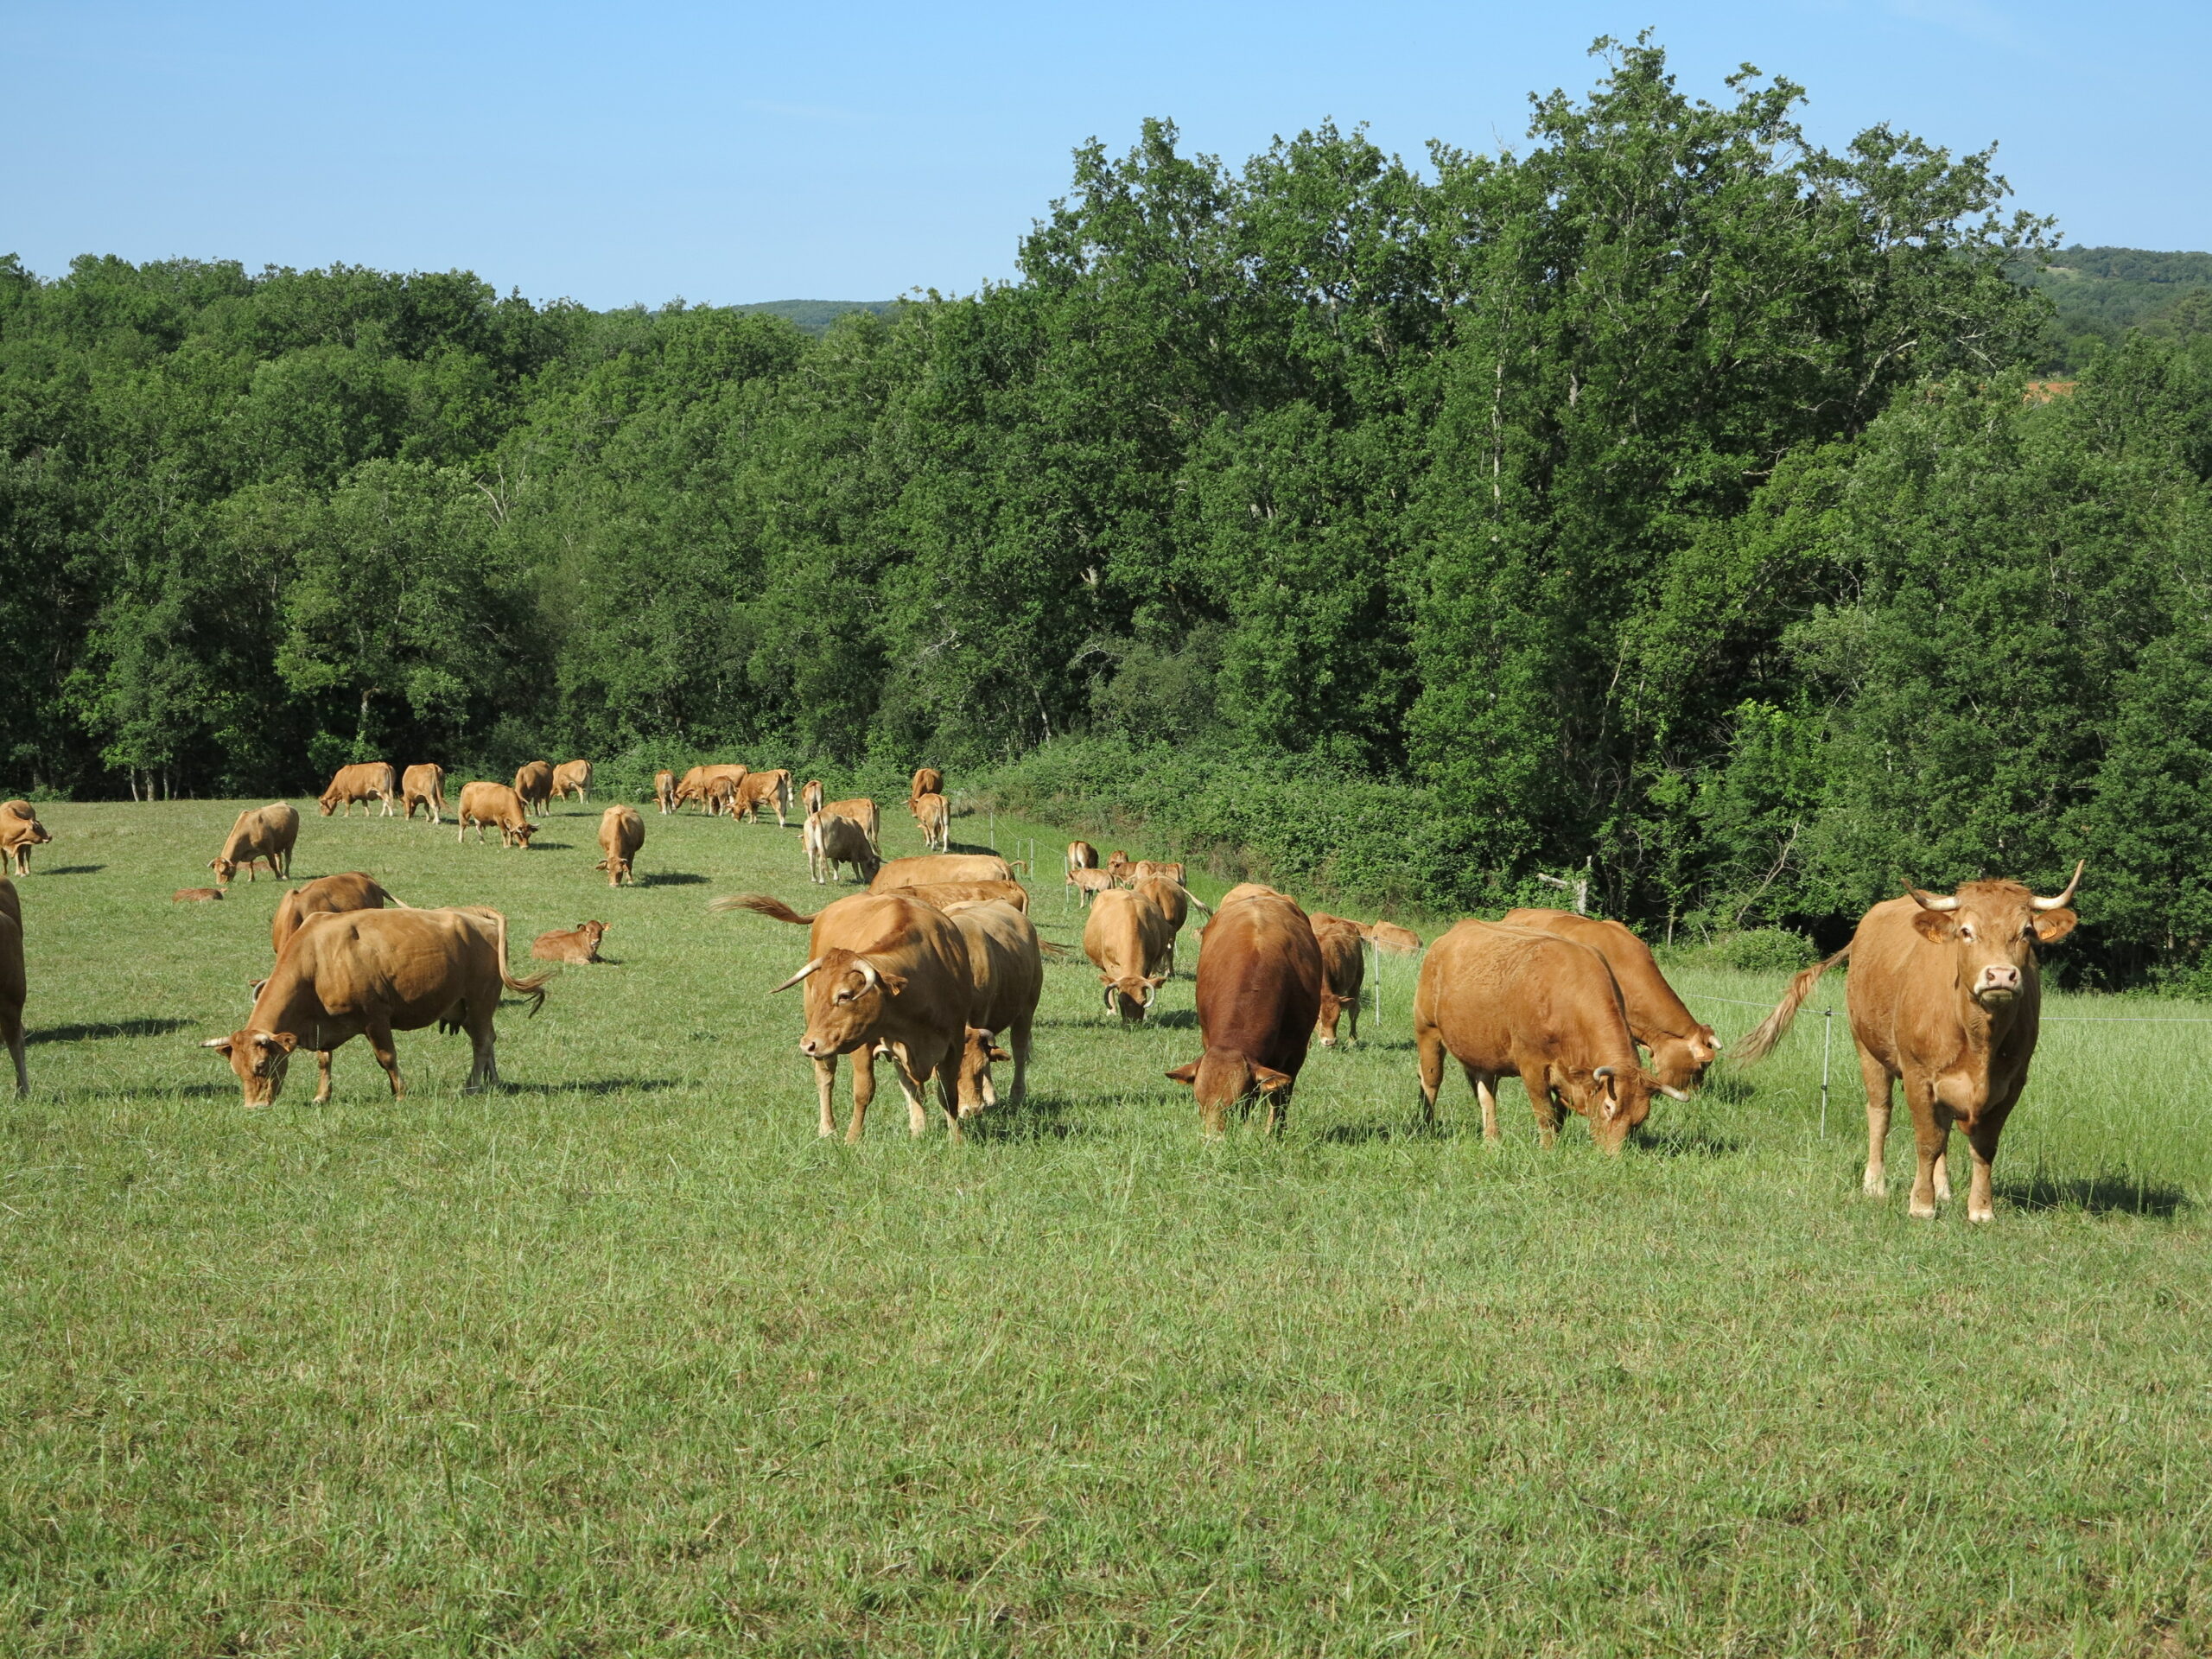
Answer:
6;39;2212;984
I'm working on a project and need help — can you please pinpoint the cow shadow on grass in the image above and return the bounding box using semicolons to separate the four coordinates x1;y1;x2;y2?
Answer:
1995;1168;2191;1219
1635;1124;1747;1159
965;1091;1097;1143
35;864;105;876
639;871;709;887
499;1077;682;1098
29;1017;194;1045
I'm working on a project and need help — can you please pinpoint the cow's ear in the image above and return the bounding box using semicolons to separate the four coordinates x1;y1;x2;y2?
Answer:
1164;1061;1200;1086
2033;907;2077;944
873;969;908;997
1252;1065;1294;1095
268;1032;299;1054
1910;909;1956;943
988;1045;1012;1064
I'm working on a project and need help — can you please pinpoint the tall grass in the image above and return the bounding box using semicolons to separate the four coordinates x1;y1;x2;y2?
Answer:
2;798;2207;1654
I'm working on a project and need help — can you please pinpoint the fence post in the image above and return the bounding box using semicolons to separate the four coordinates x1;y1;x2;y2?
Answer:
1820;1008;1834;1139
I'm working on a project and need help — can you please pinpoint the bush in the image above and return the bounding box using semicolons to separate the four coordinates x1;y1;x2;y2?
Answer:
1707;928;1820;973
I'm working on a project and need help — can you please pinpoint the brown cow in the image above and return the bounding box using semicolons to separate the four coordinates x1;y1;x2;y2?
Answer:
456;782;537;849
1503;909;1719;1091
173;887;224;904
909;766;943;803
318;763;397;817
552;760;593;804
1734;865;2082;1222
401;764;447;823
513;760;555;818
1364;921;1423;957
734;769;795;828
1;801;53;877
1084;887;1175;1022
272;873;405;957
943;899;1045;1114
873;853;1013;892
1166;890;1323;1135
1311;915;1366;1047
1065;841;1099;882
823;797;881;850
713;891;974;1141
1134;877;1209;972
899;879;1030;913
801;779;825;817
533;921;608;964
1132;860;1185;887
1105;849;1133;887
655;770;678;815
806;810;883;885
1414;919;1684;1153
1069;868;1116;906
0;876;23;1095
673;763;748;815
205;906;550;1103
212;803;299;885
910;791;950;853
596;804;644;887
1220;882;1287;907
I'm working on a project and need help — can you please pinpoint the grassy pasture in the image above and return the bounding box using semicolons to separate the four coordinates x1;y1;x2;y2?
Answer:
3;795;2210;1656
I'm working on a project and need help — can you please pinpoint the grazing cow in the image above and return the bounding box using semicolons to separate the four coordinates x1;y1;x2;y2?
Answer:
1503;908;1719;1091
401;764;447;823
533;920;608;964
823;797;882;851
1220;882;1287;907
318;763;397;817
1414;919;1685;1153
802;779;825;817
873;853;1013;892
1734;864;2082;1222
1311;915;1366;1047
211;803;300;885
655;770;678;814
674;763;748;815
455;782;537;849
899;880;1030;913
806;810;883;885
0;876;23;1095
1069;868;1116;906
943;899;1045;1114
1166;889;1323;1135
910;791;950;853
1364;921;1423;957
1134;876;1208;971
713;891;974;1141
174;887;224;904
1;801;53;876
596;804;644;887
909;766;943;803
272;873;405;957
1084;887;1175;1022
1132;860;1185;887
1105;849;1133;887
552;760;593;804
513;760;555;818
734;769;796;828
1065;842;1099;882
205;906;550;1103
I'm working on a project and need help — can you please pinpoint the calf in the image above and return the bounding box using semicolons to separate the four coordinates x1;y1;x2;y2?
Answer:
318;763;397;817
943;899;1045;1114
401;764;447;823
1166;890;1323;1136
1364;920;1423;957
173;887;225;904
1065;841;1099;882
1105;850;1133;887
0;877;23;1094
0;801;53;877
655;770;678;814
1132;860;1185;887
1503;908;1718;1091
806;810;882;885
513;760;555;817
207;906;549;1103
552;760;593;804
910;791;950;853
1414;919;1684;1153
211;803;300;885
596;804;645;886
1084;887;1174;1022
456;782;537;849
1069;868;1116;906
715;891;974;1141
1312;915;1366;1047
533;921;608;963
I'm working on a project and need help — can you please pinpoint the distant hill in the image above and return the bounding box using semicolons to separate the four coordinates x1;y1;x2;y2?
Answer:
2011;246;2212;370
732;299;900;335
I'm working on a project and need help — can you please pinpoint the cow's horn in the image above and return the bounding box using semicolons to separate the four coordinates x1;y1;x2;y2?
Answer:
2031;859;2085;912
1592;1065;1614;1080
856;960;880;991
1909;889;1961;912
1659;1084;1693;1103
771;957;825;993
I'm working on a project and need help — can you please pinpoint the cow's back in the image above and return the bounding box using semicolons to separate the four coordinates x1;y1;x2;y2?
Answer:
272;872;390;955
601;804;645;855
873;854;1012;891
1194;893;1323;1077
946;900;1043;1033
1419;920;1630;1071
275;909;493;1030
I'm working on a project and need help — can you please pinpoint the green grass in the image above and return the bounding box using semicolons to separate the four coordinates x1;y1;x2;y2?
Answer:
3;796;2209;1656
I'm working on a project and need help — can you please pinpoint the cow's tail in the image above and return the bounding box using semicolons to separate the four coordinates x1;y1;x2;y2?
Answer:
711;893;819;926
1175;882;1213;916
1036;938;1071;959
1732;944;1849;1064
486;910;553;1016
378;881;415;910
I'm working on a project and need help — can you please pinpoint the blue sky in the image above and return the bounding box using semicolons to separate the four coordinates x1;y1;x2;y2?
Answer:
5;1;2205;308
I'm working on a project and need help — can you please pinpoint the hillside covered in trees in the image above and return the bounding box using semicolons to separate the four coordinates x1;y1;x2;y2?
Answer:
7;39;2212;984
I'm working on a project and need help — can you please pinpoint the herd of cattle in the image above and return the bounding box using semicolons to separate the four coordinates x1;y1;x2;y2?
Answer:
0;758;2090;1219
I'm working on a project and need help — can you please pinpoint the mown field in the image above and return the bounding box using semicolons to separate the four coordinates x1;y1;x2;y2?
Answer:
3;795;2209;1656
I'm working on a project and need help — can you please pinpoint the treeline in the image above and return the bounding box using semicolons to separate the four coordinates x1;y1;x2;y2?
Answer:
2016;245;2212;370
6;39;2212;984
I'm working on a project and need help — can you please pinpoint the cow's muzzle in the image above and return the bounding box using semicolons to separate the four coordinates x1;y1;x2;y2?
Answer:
1974;964;2023;1002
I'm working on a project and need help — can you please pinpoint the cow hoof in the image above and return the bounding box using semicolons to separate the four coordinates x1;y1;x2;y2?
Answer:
1861;1175;1886;1198
1967;1207;1995;1224
1908;1200;1938;1220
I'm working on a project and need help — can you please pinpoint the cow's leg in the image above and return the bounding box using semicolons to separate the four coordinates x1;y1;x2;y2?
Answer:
846;1049;878;1143
314;1049;334;1104
933;1051;963;1141
462;1017;499;1092
882;1046;934;1138
1415;1024;1446;1126
1523;1070;1563;1148
1465;1066;1500;1143
3;1007;27;1096
1904;1073;1945;1220
1930;1099;1956;1205
1860;1049;1894;1198
810;1055;839;1138
1344;988;1360;1045
368;1020;407;1097
1962;1102;2012;1224
1262;1084;1289;1138
1010;1016;1031;1106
